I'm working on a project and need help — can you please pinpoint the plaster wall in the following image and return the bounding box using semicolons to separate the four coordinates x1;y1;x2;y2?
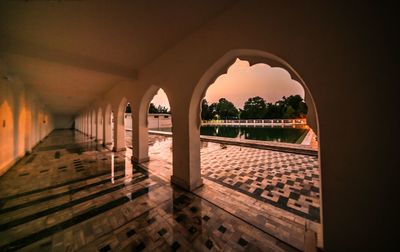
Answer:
0;67;54;175
147;114;172;129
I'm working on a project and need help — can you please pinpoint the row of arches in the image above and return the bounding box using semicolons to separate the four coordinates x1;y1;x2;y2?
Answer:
75;48;322;248
75;49;320;189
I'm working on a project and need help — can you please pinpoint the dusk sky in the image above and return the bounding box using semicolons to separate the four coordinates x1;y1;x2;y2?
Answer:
150;59;305;109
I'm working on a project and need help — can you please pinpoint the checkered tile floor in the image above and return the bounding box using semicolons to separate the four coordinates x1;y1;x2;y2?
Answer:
136;133;320;222
201;145;320;222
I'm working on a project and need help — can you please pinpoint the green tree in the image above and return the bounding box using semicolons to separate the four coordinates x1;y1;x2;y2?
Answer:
260;95;309;119
215;98;239;119
283;105;296;118
157;105;169;114
125;104;132;113
281;95;308;118
241;96;267;119
201;99;217;120
149;103;158;113
201;95;308;120
149;103;170;114
297;102;308;118
264;103;280;119
201;99;209;120
208;102;217;119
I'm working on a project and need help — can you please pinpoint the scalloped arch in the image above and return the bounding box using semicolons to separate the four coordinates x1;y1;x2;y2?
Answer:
189;49;318;135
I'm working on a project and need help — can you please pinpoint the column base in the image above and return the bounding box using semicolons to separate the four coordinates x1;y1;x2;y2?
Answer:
170;175;203;191
131;156;150;163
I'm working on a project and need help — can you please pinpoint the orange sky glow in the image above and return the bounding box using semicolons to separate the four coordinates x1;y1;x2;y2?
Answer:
150;59;304;110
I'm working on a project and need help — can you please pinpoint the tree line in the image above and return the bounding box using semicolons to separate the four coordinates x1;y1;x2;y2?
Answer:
148;103;170;114
125;103;170;114
201;95;308;120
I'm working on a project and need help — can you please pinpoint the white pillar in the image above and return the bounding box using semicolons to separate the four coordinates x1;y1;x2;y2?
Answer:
113;112;125;151
170;110;203;191
103;110;112;148
97;112;103;144
132;111;149;163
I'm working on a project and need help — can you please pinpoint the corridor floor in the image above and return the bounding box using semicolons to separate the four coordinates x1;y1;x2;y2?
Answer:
0;130;298;252
143;135;320;222
131;132;322;249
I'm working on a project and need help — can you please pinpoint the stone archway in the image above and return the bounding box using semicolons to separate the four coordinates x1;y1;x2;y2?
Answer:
132;85;160;163
187;49;322;247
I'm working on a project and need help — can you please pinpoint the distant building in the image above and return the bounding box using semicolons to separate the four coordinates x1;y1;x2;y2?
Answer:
124;113;172;130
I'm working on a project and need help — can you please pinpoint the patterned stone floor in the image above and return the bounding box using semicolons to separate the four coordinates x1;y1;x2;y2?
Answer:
134;133;320;222
0;130;298;251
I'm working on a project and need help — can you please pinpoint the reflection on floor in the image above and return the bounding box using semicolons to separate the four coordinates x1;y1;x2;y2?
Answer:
143;134;320;221
128;131;322;249
0;130;298;251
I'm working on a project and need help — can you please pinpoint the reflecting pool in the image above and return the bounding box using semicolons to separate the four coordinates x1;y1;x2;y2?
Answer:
152;125;309;144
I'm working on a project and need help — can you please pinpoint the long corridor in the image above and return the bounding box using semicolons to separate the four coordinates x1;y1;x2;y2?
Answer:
0;130;297;251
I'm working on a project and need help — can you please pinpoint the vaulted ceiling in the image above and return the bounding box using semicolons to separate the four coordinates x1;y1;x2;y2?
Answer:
0;0;235;115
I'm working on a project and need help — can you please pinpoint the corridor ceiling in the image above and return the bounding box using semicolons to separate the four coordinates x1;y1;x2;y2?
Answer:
0;0;235;115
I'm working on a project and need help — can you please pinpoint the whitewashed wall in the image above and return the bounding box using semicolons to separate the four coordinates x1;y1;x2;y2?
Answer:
0;63;54;175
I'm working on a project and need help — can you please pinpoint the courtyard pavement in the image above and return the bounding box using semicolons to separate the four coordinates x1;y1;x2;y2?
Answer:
127;131;322;249
126;132;320;222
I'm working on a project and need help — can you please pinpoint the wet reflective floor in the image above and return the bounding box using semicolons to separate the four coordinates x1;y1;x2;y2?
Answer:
132;132;320;222
132;132;321;249
0;130;298;251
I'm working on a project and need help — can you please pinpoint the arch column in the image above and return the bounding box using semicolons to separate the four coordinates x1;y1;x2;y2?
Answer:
90;112;93;138
86;113;90;136
132;110;149;163
87;114;90;136
97;110;103;144
103;108;112;148
90;112;95;138
84;114;87;135
87;113;90;136
171;104;203;191
79;117;82;132
112;110;125;151
93;111;98;140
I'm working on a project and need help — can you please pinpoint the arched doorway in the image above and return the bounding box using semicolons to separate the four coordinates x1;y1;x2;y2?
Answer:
124;103;132;149
188;49;321;249
144;87;172;180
